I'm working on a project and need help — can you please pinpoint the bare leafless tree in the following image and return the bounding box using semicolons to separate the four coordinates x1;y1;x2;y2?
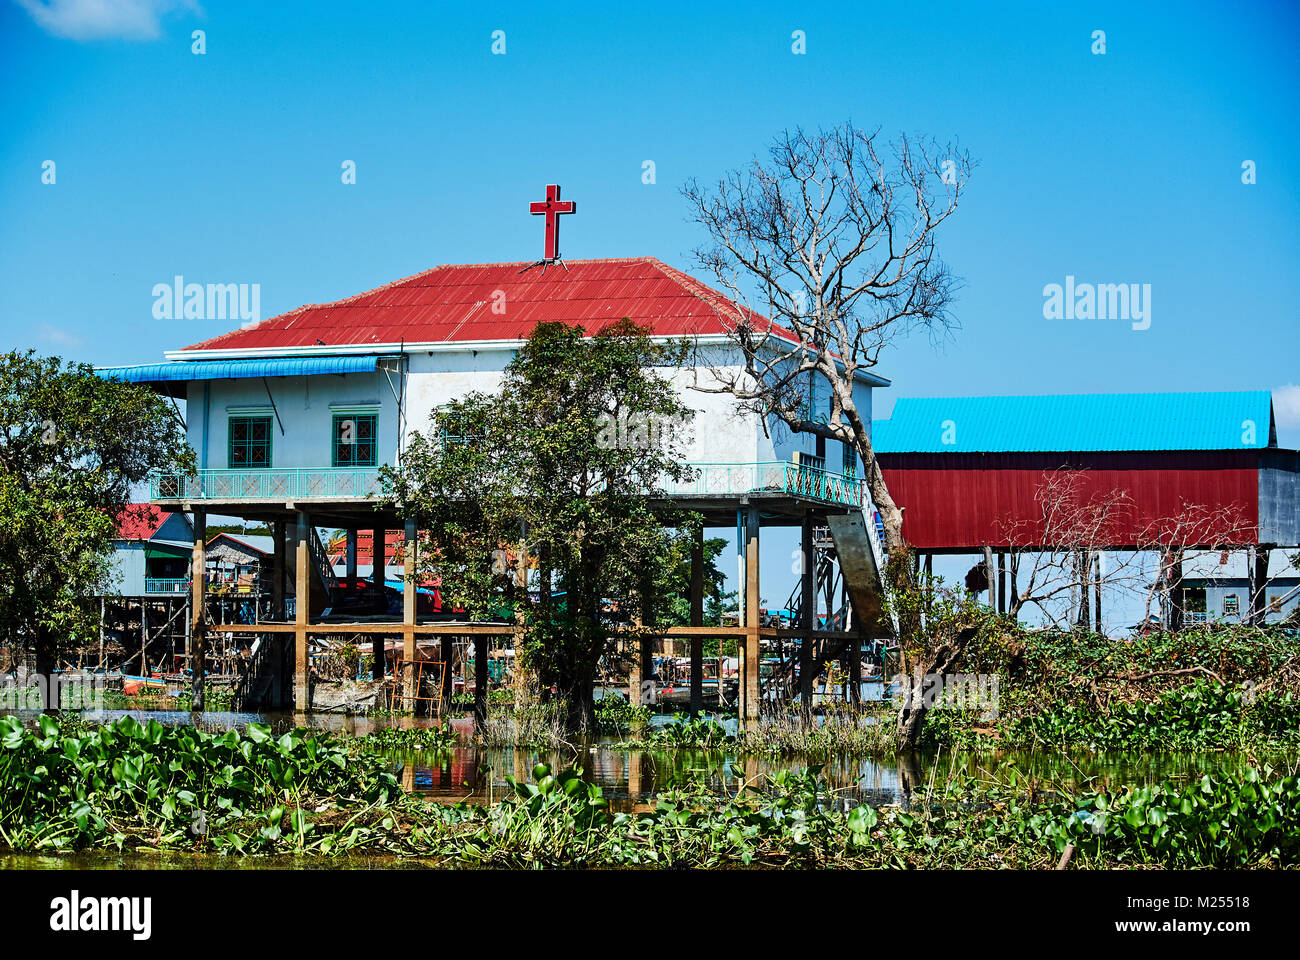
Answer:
682;123;974;560
1000;469;1141;627
999;469;1260;632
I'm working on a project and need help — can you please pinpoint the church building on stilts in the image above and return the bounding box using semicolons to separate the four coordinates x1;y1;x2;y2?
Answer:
97;185;894;724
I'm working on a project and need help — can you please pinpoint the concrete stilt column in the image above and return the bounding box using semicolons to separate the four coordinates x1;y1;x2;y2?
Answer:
189;510;207;712
689;525;704;718
740;504;761;730
294;511;311;712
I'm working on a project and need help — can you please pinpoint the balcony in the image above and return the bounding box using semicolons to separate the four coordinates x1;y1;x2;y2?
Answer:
150;461;867;509
144;577;189;594
151;468;384;502
660;461;867;509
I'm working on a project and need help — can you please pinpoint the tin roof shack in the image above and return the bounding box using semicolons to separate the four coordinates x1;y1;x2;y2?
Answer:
205;533;274;596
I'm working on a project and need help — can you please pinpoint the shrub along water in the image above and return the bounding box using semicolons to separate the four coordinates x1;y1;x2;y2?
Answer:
915;618;1300;752
3;716;1297;867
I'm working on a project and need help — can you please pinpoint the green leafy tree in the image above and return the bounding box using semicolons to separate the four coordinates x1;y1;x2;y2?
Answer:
656;535;730;628
0;352;192;705
383;320;698;731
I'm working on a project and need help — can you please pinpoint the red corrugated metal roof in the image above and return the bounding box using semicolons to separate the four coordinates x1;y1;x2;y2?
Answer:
326;530;405;565
115;503;169;541
178;257;786;353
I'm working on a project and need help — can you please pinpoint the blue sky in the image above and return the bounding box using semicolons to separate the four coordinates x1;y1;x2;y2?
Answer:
3;0;1298;623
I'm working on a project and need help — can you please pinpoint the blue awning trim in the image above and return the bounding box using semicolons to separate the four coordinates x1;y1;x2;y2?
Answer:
871;391;1277;453
96;356;380;384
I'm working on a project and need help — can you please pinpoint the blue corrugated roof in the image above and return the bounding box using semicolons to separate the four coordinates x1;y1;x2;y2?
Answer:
96;355;380;384
872;391;1275;453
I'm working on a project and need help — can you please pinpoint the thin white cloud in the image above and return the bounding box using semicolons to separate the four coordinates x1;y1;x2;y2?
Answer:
39;323;82;348
14;0;201;42
1274;384;1300;430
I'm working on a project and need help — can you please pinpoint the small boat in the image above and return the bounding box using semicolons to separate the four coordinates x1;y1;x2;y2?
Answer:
121;674;167;696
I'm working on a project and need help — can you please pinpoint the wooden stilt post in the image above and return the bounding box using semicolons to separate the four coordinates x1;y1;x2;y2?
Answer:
371;528;385;680
440;635;454;715
628;633;643;708
403;517;418;710
294;511;310;712
473;634;488;731
800;512;815;709
740;504;761;730
983;544;995;611
923;552;934;626
1094;550;1103;632
1077;550;1092;630
140;600;149;677
997;550;1007;614
689;524;704;718
848;623;862;706
1250;545;1271;625
190;510;207;711
98;598;105;672
1168;547;1185;632
1008;550;1019;618
345;529;358;583
639;566;655;712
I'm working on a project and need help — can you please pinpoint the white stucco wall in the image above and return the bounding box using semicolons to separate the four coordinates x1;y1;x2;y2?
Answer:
187;370;400;470
183;345;877;474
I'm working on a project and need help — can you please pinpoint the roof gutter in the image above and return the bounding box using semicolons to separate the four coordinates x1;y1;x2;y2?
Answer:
162;335;891;387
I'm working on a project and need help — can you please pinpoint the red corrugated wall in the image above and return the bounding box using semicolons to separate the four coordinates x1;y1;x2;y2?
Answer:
879;451;1260;549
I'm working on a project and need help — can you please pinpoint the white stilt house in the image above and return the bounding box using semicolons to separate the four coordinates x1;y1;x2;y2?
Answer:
98;205;891;722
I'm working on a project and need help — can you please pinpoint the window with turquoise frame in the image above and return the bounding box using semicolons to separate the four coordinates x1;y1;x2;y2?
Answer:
333;412;377;467
842;442;857;478
228;415;272;468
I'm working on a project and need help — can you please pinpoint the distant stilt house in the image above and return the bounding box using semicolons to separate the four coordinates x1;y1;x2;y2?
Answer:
872;391;1300;629
90;505;196;674
96;251;894;719
1177;551;1300;626
205;532;273;595
110;504;193;597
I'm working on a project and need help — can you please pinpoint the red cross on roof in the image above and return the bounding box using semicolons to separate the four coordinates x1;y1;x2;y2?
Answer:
528;184;575;261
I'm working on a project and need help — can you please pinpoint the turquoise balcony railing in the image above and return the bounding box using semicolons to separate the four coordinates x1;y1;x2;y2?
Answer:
660;461;867;508
149;461;866;509
144;577;189;594
151;468;384;501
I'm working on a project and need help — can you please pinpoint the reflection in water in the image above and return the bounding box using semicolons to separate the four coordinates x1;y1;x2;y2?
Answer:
3;707;1281;812
376;741;1270;812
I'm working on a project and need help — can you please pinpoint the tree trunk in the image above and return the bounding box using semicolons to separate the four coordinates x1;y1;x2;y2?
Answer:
34;624;57;712
896;626;978;751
